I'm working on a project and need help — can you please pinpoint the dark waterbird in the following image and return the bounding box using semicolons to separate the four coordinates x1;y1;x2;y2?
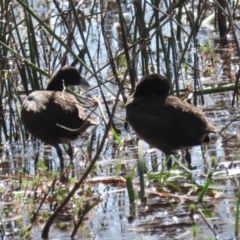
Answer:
21;66;98;170
126;74;219;169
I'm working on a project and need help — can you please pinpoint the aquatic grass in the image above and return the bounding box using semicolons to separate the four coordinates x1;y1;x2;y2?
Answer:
151;0;161;73
126;174;136;204
69;0;123;133
138;140;146;203
167;0;180;96
41;51;128;238
176;0;209;99
176;2;183;46
147;156;193;192
197;206;217;238
71;200;95;238
111;126;121;144
24;0;41;90
0;40;48;77
116;0;136;90
0;1;19;144
87;127;96;160
222;0;240;108
0;0;239;238
235;189;240;235
2;0;107;161
10;78;26;149
198;175;212;203
16;0;92;73
133;0;149;77
6;6;37;89
171;155;192;172
126;162;138;203
98;3;128;137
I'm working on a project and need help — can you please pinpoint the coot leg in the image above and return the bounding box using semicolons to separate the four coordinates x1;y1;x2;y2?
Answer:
54;144;64;170
185;149;192;169
67;144;73;163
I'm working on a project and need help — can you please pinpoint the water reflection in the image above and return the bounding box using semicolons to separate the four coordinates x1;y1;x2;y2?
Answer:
2;0;240;239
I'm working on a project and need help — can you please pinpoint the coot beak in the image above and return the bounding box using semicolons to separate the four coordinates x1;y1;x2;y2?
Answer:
79;76;90;88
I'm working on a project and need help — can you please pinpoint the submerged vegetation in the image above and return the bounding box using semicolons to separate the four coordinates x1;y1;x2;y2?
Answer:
0;0;240;239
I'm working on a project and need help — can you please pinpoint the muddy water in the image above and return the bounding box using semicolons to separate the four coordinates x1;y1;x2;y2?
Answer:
1;0;240;239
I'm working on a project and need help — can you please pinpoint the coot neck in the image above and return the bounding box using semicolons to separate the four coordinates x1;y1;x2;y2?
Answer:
46;75;64;91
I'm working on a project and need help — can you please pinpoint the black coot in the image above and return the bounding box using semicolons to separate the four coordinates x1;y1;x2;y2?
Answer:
126;74;218;169
21;66;98;170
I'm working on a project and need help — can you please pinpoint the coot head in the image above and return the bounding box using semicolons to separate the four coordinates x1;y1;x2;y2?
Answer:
21;66;98;170
47;66;90;91
126;74;218;169
132;74;170;97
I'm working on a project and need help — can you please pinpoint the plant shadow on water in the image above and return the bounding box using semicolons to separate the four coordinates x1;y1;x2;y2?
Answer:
1;0;240;239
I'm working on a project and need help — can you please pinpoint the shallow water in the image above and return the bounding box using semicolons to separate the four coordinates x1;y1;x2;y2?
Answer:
1;0;240;239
